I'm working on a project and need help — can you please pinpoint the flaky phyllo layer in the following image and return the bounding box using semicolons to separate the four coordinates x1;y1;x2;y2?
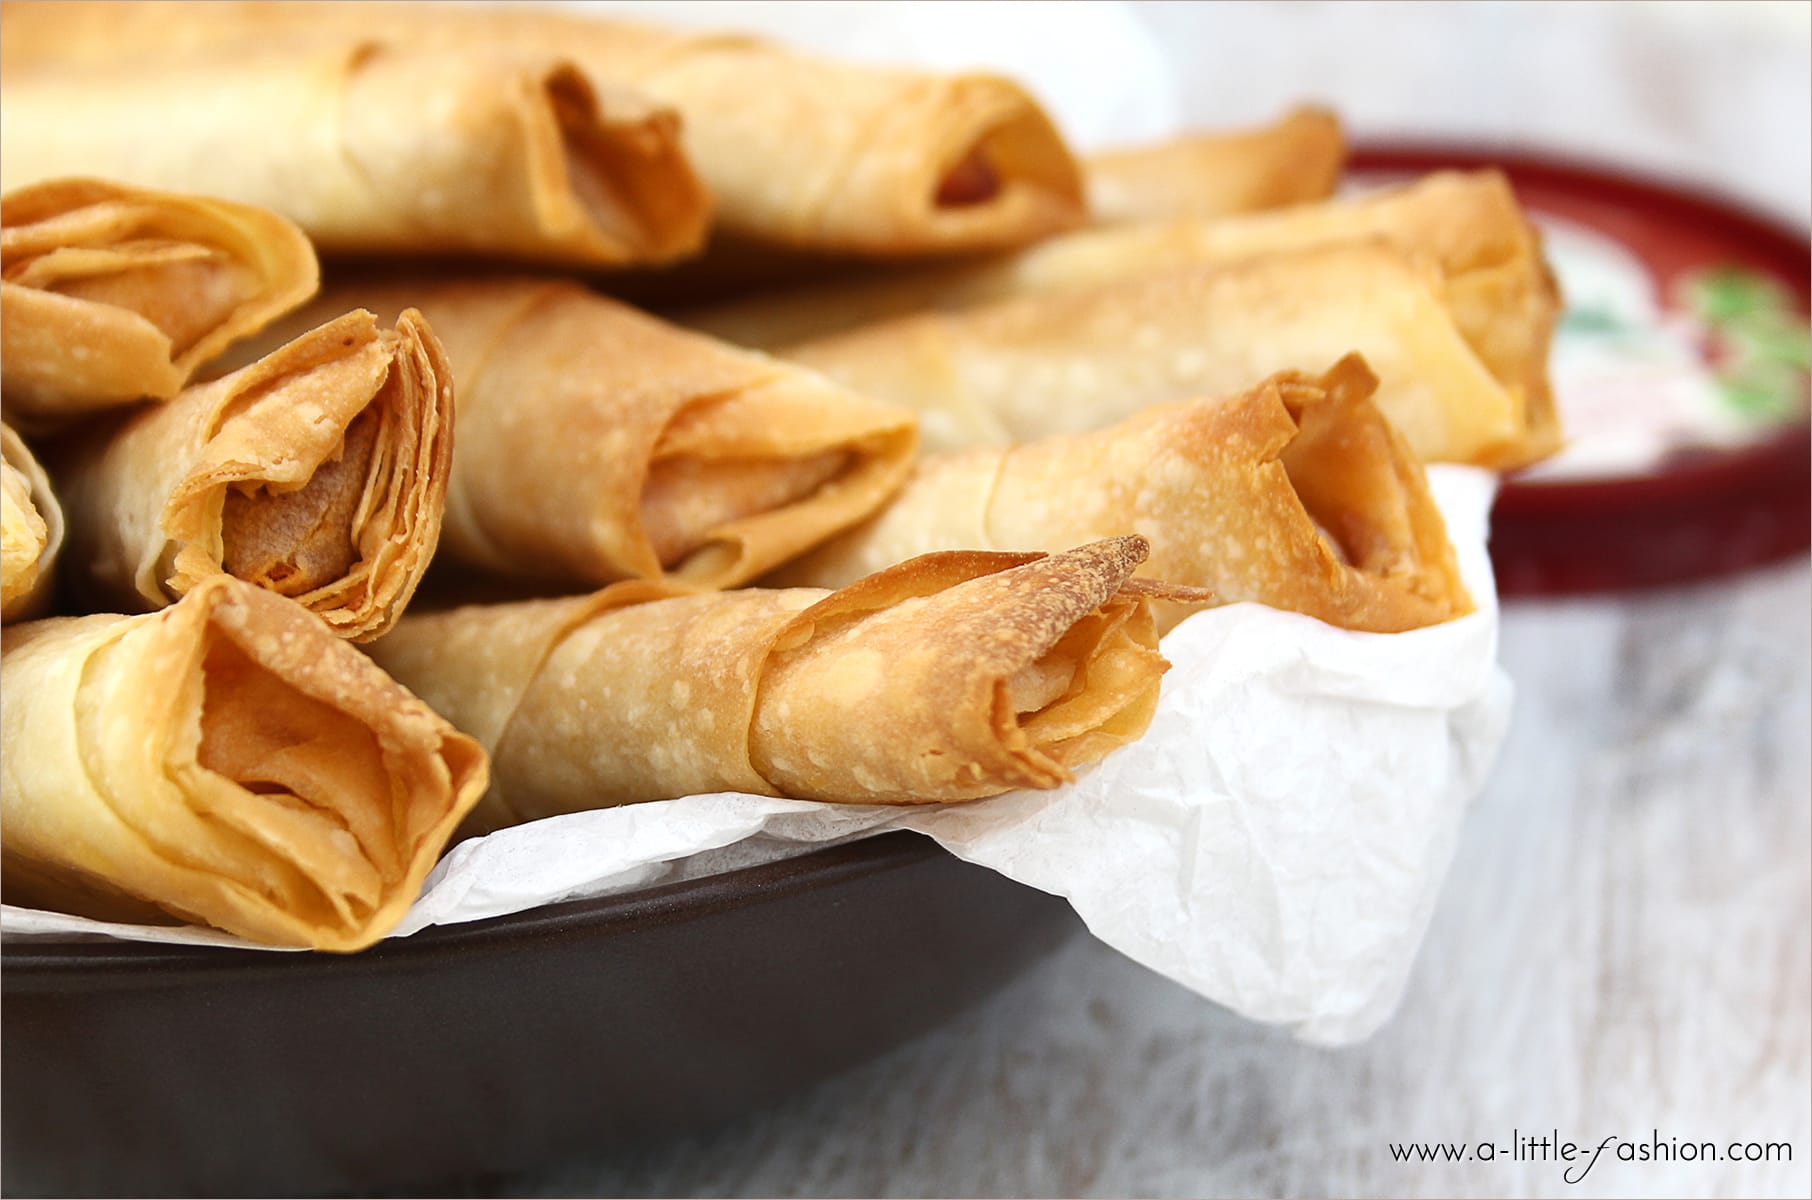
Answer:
685;170;1558;471
1259;357;1473;629
0;0;1079;258
0;39;710;267
783;241;1536;469
367;538;1181;831
1083;106;1346;225
1;423;64;623
778;356;1469;633
58;308;452;640
0;577;488;949
262;277;917;591
0;178;318;424
0;455;48;612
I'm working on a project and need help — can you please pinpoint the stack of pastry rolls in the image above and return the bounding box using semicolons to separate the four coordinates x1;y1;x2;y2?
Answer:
0;0;1558;952
1;179;488;949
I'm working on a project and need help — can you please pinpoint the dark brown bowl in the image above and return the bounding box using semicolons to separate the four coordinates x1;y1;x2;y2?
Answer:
0;831;1080;1197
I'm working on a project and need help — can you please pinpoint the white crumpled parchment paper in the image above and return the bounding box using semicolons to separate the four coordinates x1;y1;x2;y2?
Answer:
2;468;1509;1045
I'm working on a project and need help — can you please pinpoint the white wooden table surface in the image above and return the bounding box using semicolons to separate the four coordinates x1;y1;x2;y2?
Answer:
452;5;1811;1195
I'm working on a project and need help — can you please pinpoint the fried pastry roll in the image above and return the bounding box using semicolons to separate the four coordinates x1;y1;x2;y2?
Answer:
777;357;1469;633
1085;105;1346;224
1;423;65;623
55;308;452;642
271;277;917;591
681;172;1560;466
0;576;489;950
1;178;318;426
786;242;1532;467
0;0;1079;258
0;41;708;267
368;538;1180;830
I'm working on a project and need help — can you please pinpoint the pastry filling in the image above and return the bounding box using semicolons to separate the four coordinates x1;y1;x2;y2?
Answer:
546;64;697;252
936;148;1003;208
1;461;49;594
193;624;399;923
1279;394;1419;577
13;242;256;357
221;404;383;597
640;449;851;567
1006;599;1166;765
928;105;1081;219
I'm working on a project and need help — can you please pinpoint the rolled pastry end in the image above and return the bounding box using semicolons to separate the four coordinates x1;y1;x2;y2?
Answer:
166;308;454;641
1271;355;1473;629
635;374;920;589
930;79;1084;244
848;74;1084;257
0;177;319;422
0;578;489;950
1084;105;1348;224
1130;354;1472;633
1;423;64;622
993;571;1171;782
751;536;1171;804
537;64;711;264
0;462;49;613
935;100;1070;208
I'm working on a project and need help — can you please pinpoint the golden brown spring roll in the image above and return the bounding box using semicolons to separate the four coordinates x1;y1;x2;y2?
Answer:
1;178;319;426
680;171;1560;466
777;357;1469;633
786;242;1532;467
262;277;917;591
0;41;709;267
1085;106;1346;224
369;538;1180;831
1;423;65;623
1;576;489;950
54;308;452;642
0;0;1081;258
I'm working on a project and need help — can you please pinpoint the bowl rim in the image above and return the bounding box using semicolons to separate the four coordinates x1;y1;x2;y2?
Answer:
0;829;945;981
1349;140;1812;515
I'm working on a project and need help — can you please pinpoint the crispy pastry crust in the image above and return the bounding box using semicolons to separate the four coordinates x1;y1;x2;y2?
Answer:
0;577;489;949
266;277;918;591
0;42;709;266
0;0;1078;257
56;308;453;641
1;423;65;622
777;356;1471;633
368;539;1180;829
1085;106;1346;224
1;178;318;424
785;241;1534;467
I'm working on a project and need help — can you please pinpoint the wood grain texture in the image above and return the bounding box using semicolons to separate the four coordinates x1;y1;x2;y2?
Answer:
411;560;1807;1198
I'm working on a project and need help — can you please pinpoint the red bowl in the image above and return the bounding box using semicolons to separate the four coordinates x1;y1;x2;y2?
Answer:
1353;145;1811;596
